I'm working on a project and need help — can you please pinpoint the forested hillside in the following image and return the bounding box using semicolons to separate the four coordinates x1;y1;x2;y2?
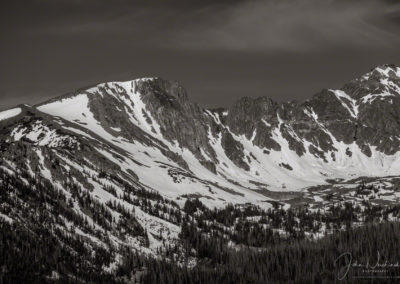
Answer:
2;165;400;283
2;215;400;283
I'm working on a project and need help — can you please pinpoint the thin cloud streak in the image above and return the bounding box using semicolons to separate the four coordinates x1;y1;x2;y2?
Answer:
16;0;400;53
168;0;400;52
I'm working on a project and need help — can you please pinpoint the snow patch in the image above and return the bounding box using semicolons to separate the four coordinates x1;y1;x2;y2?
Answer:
261;119;271;127
0;108;21;121
330;89;358;118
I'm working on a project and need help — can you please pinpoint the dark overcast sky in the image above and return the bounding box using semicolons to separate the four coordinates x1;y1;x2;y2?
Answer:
1;0;400;110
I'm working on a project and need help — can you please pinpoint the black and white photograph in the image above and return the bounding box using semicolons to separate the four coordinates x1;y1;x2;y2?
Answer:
2;0;400;283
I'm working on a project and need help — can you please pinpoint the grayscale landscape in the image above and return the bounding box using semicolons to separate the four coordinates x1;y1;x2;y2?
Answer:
2;1;400;283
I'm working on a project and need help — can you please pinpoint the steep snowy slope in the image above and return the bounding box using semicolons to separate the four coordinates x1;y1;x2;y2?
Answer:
35;79;271;208
33;65;400;197
0;106;186;259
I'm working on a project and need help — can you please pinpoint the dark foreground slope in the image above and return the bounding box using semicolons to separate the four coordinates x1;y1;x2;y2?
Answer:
2;214;400;283
144;223;400;284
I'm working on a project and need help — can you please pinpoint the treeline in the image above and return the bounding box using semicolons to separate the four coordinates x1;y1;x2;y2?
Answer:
0;220;121;283
180;198;400;249
3;216;400;283
142;221;400;284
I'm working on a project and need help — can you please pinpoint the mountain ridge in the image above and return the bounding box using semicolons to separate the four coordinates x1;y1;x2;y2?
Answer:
1;64;400;202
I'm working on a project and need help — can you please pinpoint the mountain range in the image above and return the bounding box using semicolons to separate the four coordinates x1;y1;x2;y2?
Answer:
1;64;400;281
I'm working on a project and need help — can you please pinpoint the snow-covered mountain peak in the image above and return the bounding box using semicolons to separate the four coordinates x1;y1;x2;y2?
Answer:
359;64;400;81
2;66;400;212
